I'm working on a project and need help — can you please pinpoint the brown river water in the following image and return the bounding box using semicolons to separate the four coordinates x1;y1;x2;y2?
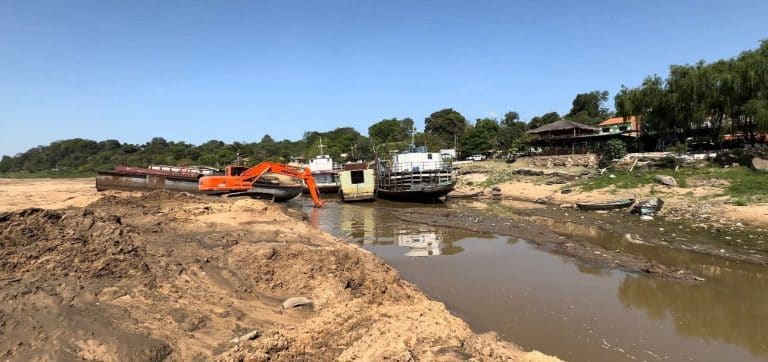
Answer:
301;199;768;361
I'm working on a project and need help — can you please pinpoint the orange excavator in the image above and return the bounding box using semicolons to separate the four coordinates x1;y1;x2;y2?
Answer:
198;162;325;207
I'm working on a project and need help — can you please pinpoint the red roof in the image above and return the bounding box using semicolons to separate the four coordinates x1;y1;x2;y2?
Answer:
599;116;637;126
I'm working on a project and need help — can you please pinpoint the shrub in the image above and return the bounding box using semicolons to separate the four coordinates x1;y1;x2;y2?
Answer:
599;139;627;168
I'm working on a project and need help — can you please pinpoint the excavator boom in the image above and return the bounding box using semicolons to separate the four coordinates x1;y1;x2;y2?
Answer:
199;161;325;207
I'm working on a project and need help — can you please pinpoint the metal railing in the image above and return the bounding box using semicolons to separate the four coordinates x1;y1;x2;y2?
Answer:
376;161;455;192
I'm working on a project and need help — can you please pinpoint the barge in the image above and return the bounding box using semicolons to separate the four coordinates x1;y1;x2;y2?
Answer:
95;165;302;202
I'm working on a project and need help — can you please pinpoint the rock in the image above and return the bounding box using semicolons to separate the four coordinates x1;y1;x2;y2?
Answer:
514;168;545;176
751;157;768;171
560;204;574;208
282;296;313;309
654;175;677;187
561;188;572;194
608;174;616;178
491;186;501;192
639;215;654;221
229;329;261;343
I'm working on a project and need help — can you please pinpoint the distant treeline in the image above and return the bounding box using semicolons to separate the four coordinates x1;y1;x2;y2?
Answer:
2;40;766;174
0;128;371;174
0;109;533;174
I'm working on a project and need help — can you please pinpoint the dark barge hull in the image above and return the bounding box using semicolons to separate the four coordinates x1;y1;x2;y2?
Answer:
203;184;303;202
96;170;302;202
96;170;200;193
376;182;456;202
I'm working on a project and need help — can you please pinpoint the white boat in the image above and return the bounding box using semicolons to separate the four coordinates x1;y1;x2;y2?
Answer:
397;231;442;257
305;137;340;194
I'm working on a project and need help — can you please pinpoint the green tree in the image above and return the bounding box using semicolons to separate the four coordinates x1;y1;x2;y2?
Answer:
424;108;467;149
460;118;500;156
528;112;560;130
368;118;413;144
566;90;610;125
498;111;528;152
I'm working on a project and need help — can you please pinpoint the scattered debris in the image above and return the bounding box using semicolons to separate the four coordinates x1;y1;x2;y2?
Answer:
631;198;665;216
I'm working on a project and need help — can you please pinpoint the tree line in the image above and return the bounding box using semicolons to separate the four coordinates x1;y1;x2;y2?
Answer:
615;40;768;150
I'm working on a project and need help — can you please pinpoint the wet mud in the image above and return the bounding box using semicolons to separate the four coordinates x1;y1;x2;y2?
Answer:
386;206;705;282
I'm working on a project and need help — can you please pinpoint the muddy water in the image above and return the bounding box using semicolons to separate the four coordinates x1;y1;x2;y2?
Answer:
304;200;768;361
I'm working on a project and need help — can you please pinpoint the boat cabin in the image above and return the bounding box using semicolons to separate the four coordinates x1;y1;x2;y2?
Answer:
391;152;446;173
339;168;375;202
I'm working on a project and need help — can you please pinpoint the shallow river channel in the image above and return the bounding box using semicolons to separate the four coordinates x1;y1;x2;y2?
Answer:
300;199;768;361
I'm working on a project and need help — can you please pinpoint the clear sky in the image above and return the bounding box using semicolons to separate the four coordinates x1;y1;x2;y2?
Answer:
1;0;766;156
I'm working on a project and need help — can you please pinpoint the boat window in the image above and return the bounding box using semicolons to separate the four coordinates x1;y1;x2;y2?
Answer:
427;154;432;159
351;170;364;184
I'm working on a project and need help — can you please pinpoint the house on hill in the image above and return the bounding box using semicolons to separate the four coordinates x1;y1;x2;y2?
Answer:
598;116;640;137
527;120;600;139
526;119;639;155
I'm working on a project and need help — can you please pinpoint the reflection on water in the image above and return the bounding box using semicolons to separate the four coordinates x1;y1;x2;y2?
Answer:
307;200;768;361
310;202;471;257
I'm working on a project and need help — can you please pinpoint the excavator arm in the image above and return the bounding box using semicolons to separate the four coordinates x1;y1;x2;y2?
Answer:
200;161;325;207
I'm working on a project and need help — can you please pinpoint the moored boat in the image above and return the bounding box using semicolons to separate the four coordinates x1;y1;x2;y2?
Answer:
576;198;635;211
303;137;341;194
375;146;456;202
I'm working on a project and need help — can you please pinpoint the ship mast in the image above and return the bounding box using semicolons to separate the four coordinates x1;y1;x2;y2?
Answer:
317;136;326;156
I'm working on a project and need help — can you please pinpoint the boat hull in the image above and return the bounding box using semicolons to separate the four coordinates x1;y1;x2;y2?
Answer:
376;181;456;202
205;184;303;202
96;170;200;193
576;199;635;211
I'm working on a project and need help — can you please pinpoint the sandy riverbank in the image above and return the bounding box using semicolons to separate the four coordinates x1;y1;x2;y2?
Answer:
454;162;768;229
0;178;557;361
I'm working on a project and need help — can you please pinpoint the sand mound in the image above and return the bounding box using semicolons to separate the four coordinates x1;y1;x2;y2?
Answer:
88;190;200;208
0;208;151;282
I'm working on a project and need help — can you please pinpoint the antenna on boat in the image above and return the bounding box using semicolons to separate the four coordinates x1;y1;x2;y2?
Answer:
317;136;326;156
411;127;417;151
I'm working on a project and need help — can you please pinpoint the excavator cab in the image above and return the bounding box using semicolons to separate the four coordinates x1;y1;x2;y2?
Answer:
227;166;249;176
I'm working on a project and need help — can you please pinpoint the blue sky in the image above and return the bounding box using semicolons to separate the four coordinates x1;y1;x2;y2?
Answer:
1;0;766;156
